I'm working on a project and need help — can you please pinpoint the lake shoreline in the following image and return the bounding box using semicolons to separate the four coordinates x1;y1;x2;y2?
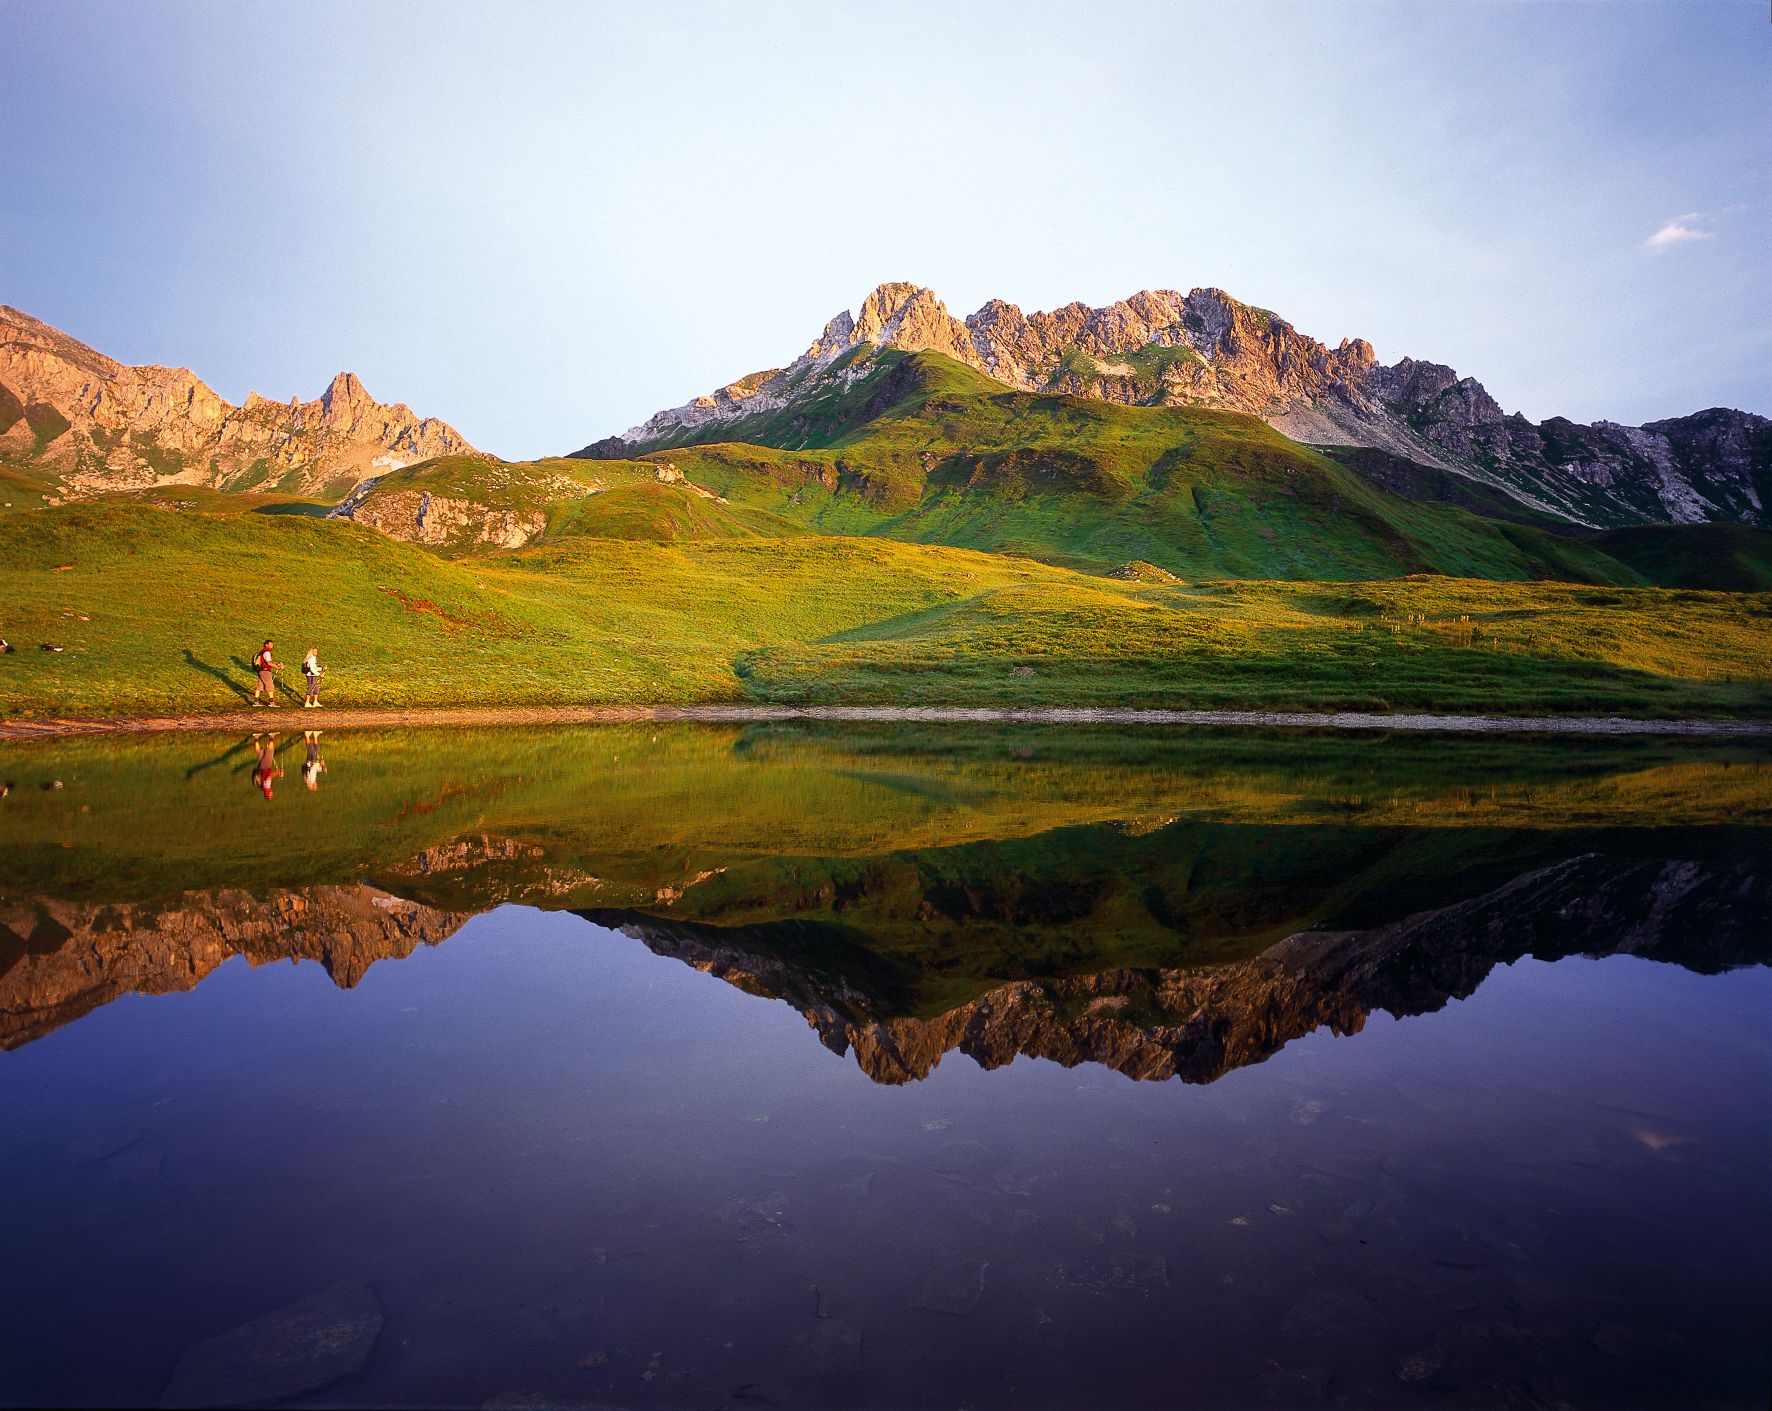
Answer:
6;703;1772;740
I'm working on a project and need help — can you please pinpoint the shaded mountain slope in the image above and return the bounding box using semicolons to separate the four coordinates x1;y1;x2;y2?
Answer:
1587;522;1772;593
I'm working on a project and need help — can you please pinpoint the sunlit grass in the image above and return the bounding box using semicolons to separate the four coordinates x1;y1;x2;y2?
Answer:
3;503;1768;718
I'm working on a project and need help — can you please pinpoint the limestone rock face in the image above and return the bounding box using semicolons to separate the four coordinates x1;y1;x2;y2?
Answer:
0;305;481;499
329;486;548;549
591;282;1770;529
324;463;606;550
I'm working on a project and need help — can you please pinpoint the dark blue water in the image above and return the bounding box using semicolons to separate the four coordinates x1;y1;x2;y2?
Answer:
3;904;1769;1409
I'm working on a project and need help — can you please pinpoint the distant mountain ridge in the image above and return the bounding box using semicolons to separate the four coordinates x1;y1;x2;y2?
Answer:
0;304;481;500
589;282;1770;529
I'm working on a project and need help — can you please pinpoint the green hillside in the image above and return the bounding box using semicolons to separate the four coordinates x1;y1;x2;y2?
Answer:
0;460;63;511
578;351;1631;584
3;501;1769;718
5;350;1771;721
1588;522;1772;592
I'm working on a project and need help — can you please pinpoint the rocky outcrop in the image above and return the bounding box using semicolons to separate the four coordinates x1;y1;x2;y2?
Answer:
586;282;1769;529
0;305;482;499
324;461;612;549
0;885;473;1049
327;484;548;549
159;1280;384;1409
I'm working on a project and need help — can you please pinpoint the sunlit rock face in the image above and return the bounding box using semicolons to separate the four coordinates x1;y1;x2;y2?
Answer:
587;282;1771;529
326;486;549;549
0;305;480;499
0;886;473;1049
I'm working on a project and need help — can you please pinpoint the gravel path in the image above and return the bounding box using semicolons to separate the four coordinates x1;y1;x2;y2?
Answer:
4;704;1770;741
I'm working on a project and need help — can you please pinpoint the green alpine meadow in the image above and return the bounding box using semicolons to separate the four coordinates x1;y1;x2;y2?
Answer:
4;343;1770;723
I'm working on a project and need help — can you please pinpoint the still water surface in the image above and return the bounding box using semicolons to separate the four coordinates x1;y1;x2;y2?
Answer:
1;725;1768;1409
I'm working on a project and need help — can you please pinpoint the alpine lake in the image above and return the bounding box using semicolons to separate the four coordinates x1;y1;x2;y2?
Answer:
1;722;1768;1411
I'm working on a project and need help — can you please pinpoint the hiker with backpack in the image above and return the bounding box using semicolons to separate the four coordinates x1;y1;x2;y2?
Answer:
251;640;281;707
301;645;325;709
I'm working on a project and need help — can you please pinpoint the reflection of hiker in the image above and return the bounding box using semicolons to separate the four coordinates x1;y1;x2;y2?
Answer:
302;645;325;709
251;733;283;799
251;639;281;707
302;730;327;791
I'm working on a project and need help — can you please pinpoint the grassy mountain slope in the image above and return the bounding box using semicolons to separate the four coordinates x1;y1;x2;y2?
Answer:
326;454;810;552
732;575;1772;715
1588;523;1772;593
5;353;1769;720
3;501;1768;717
1315;444;1577;530
0;459;64;511
577;351;1635;584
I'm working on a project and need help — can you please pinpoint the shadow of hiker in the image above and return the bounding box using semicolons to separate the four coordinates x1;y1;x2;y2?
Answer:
183;735;256;780
183;649;253;703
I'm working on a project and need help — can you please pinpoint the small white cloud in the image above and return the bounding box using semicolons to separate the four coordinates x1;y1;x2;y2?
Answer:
1644;211;1715;251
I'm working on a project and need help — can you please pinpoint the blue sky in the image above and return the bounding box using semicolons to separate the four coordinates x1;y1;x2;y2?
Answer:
2;0;1766;459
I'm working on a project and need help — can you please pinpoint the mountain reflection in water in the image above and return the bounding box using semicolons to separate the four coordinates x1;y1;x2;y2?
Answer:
9;845;1763;1084
3;724;1768;1076
1;724;1769;1410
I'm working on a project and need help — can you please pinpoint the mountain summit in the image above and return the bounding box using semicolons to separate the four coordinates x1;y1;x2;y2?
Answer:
589;282;1770;529
0;305;481;501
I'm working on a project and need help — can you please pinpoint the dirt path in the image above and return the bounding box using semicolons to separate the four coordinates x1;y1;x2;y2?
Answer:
4;704;1771;741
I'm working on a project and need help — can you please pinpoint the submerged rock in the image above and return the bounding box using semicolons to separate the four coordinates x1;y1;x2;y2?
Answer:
1059;1253;1169;1295
911;1257;987;1315
1281;1285;1386;1342
1591;1323;1688;1358
786;1319;862;1375
159;1279;382;1407
1257;1362;1331;1401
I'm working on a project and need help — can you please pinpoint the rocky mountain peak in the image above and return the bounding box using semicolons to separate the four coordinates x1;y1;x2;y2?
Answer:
590;281;1768;529
321;369;367;411
842;283;974;365
0;309;483;500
